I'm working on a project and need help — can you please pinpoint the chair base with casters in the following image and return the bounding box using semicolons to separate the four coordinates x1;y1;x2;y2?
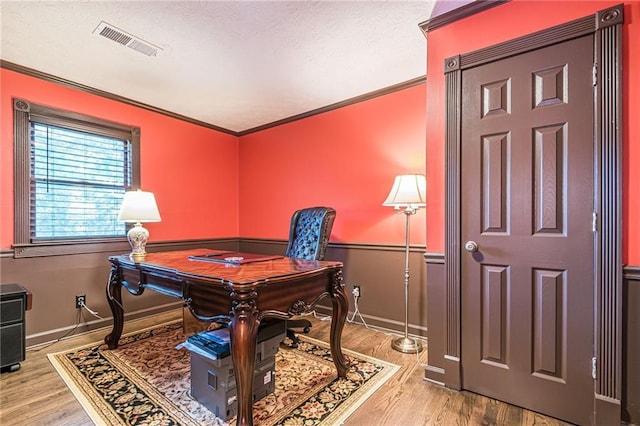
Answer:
286;319;312;348
282;206;336;347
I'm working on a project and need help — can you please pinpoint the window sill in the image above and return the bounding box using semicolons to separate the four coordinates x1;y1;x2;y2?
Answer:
13;239;131;258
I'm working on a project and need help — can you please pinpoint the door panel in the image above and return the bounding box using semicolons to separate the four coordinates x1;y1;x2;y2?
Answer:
461;35;594;425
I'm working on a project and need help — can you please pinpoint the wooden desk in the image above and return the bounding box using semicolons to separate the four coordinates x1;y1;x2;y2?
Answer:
105;249;349;426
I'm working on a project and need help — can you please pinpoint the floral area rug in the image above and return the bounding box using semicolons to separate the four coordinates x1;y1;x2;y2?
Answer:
48;321;399;425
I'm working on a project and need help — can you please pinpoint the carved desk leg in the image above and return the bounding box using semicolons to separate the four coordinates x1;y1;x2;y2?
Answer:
329;269;350;377
230;290;260;426
104;265;124;349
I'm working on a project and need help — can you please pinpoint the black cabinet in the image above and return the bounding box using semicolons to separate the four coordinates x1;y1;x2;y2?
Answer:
1;284;28;372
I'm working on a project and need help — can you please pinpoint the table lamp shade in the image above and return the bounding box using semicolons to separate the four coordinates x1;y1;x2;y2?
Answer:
383;174;426;208
118;190;161;223
118;190;161;261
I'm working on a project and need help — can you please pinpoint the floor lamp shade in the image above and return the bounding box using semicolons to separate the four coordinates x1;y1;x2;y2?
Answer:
383;174;426;210
118;190;161;261
383;174;425;354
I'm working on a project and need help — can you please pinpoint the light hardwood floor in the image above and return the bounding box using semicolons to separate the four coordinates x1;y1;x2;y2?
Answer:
0;309;570;425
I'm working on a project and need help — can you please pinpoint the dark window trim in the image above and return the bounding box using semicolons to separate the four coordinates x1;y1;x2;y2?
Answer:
13;98;140;258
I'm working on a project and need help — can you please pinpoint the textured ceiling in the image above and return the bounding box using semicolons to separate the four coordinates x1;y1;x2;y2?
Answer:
0;1;437;133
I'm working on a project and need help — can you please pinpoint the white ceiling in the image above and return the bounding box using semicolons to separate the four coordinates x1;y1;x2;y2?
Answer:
0;1;438;133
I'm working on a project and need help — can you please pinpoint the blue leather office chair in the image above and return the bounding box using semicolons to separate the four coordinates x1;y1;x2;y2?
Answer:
284;206;336;347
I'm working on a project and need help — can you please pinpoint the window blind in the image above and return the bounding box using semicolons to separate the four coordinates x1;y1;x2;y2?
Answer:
30;122;132;240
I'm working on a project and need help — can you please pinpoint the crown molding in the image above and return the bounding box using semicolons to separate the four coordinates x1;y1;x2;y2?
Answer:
419;0;509;34
2;60;425;137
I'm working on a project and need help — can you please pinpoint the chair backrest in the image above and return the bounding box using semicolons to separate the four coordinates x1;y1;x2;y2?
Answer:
284;207;336;260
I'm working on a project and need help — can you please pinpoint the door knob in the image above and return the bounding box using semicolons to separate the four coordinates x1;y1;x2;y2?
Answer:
464;241;479;253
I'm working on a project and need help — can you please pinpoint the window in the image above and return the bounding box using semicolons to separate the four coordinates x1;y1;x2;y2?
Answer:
13;99;140;257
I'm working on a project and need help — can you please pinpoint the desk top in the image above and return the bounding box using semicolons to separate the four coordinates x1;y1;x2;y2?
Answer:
110;249;342;287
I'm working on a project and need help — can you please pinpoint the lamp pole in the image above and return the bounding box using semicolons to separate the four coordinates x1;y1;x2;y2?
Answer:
391;206;423;353
382;173;426;354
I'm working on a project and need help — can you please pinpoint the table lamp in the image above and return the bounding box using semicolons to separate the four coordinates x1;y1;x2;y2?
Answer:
383;174;426;353
118;189;161;261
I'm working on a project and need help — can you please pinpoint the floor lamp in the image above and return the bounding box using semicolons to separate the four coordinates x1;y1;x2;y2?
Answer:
383;174;426;354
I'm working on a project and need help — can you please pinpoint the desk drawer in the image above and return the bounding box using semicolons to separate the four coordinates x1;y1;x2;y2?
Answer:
120;268;183;298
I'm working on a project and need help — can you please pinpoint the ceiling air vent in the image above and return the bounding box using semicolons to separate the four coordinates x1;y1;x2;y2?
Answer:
93;21;161;57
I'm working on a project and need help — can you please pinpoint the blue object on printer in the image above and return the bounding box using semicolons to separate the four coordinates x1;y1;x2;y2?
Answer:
186;320;286;361
187;328;230;358
200;327;230;344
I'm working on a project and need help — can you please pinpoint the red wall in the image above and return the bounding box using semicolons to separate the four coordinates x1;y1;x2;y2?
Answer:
238;84;427;245
425;0;640;264
0;69;240;249
3;1;636;259
1;69;425;250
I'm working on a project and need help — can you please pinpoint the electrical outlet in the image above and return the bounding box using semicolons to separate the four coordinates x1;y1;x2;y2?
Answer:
75;294;86;309
353;285;361;298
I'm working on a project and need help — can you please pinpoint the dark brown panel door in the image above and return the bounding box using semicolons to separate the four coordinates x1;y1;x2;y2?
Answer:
461;35;595;425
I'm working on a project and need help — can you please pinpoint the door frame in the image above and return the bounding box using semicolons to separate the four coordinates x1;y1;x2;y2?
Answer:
442;4;623;423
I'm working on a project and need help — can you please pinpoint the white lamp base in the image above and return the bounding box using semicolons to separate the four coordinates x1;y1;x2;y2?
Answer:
391;336;424;354
127;222;149;261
